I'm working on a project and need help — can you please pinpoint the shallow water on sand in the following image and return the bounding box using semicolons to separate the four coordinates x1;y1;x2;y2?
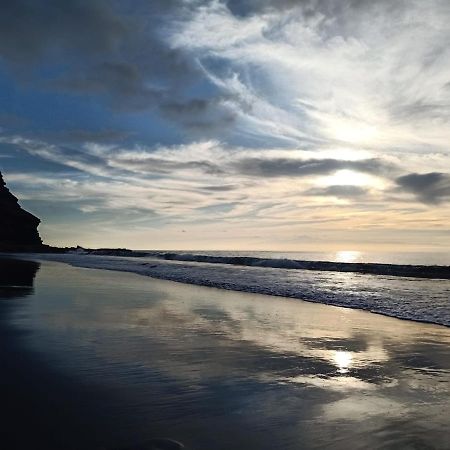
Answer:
1;259;450;449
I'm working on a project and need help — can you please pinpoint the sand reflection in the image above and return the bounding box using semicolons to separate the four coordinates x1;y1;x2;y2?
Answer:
8;261;450;450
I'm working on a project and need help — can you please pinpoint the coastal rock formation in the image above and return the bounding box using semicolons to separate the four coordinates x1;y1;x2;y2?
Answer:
0;172;43;251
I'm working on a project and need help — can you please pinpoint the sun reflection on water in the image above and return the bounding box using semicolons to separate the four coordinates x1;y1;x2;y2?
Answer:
335;251;362;263
334;351;353;374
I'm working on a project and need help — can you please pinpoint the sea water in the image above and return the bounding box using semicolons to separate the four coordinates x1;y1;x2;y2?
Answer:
34;250;450;326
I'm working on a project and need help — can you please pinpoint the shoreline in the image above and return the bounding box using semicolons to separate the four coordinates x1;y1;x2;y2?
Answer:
3;248;449;279
17;252;450;328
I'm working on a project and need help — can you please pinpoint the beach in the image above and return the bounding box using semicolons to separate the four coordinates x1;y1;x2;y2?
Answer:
1;257;449;449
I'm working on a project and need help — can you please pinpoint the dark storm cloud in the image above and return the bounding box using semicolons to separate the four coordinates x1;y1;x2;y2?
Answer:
233;157;393;178
305;185;368;198
396;172;450;204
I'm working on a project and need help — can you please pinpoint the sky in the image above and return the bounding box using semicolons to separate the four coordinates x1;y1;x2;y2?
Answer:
0;0;449;252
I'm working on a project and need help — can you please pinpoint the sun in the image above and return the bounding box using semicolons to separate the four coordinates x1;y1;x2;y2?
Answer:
331;119;379;145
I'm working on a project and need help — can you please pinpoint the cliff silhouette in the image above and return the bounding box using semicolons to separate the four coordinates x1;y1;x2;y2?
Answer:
0;171;45;251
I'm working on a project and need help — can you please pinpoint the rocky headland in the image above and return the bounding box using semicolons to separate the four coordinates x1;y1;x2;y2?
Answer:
0;171;47;252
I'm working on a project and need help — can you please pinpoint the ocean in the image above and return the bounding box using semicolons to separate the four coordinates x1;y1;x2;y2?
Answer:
34;249;450;327
141;250;450;266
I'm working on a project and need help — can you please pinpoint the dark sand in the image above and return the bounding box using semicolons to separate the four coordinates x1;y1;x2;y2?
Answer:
1;257;449;449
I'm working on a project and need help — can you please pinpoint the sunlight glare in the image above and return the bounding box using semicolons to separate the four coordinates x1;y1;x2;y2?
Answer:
320;170;371;187
336;251;362;263
334;122;378;144
334;351;353;374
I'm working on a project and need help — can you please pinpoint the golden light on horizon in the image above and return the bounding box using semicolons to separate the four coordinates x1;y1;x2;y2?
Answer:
336;251;362;263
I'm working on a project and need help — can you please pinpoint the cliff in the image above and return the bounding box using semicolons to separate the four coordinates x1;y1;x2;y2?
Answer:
0;172;44;251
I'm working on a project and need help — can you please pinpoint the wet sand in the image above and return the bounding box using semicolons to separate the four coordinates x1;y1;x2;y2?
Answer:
1;258;449;449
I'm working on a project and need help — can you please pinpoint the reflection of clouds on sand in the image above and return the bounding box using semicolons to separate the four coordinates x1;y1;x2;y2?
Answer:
127;292;394;382
126;297;381;378
401;369;450;394
35;264;448;381
283;375;380;392
18;262;450;450
323;396;405;421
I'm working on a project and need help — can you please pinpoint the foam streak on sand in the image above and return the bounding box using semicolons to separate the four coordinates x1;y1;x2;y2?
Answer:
31;254;450;327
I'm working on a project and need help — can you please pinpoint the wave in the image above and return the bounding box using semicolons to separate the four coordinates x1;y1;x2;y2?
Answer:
84;250;450;280
35;253;450;327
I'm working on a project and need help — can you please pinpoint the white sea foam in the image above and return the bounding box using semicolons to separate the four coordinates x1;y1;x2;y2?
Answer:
30;253;450;327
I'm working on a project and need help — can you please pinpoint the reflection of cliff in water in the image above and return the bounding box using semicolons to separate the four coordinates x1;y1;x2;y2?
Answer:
0;258;40;299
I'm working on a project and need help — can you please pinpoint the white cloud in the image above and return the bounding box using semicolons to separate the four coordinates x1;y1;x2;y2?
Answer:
2;0;449;249
167;0;450;152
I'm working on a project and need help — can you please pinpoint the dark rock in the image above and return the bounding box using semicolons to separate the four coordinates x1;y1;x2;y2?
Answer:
0;171;44;252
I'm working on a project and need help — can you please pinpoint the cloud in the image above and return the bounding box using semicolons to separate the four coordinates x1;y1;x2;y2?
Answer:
2;135;225;178
111;154;224;176
1;1;450;250
0;0;209;120
200;185;239;192
161;97;237;131
3;0;450;145
224;0;406;17
396;172;450;204
233;157;393;178
168;0;450;148
57;62;160;110
225;0;303;16
305;185;368;198
4;134;450;250
1;135;112;177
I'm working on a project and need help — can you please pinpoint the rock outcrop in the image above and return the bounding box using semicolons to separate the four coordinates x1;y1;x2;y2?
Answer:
0;172;43;251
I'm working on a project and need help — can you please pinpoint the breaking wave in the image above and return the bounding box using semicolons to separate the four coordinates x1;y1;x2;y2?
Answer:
30;252;450;327
86;250;450;280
